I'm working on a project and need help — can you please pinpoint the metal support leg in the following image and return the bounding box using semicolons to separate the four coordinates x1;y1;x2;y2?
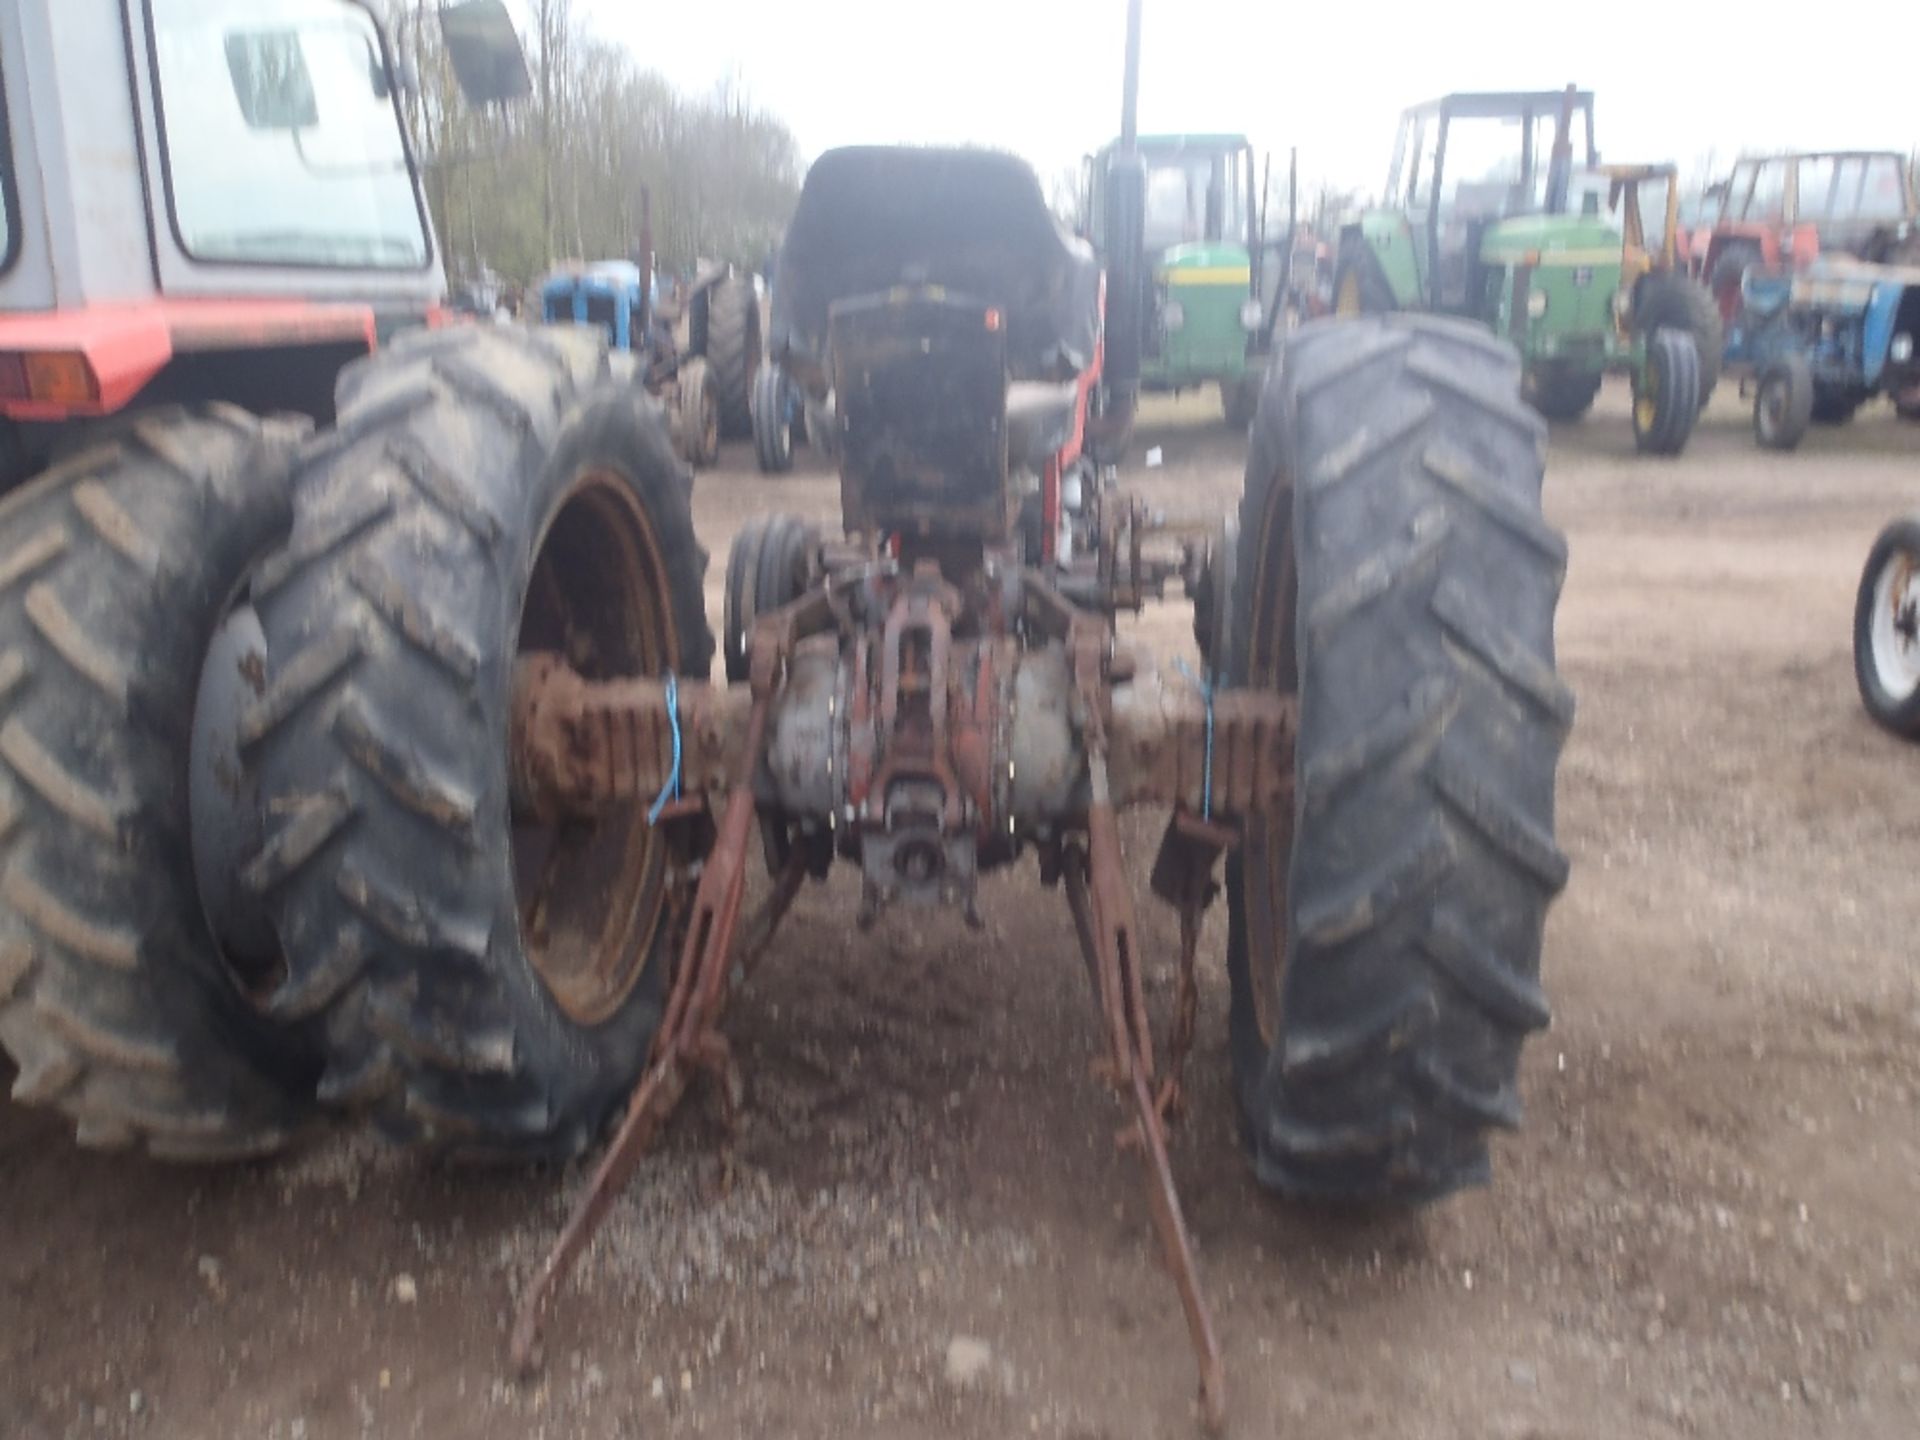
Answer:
1064;764;1228;1433
508;677;793;1375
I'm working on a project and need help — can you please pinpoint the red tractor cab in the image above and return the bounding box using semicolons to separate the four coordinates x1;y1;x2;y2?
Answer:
1694;151;1917;324
0;0;528;490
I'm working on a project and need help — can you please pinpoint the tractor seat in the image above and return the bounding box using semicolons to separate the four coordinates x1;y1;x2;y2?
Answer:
773;147;1099;385
1005;381;1080;469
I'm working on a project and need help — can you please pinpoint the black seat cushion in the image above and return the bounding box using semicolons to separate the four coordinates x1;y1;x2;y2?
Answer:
772;147;1100;385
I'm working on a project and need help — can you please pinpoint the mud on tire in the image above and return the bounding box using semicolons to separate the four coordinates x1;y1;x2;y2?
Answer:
0;406;320;1158
245;326;713;1158
1225;315;1572;1202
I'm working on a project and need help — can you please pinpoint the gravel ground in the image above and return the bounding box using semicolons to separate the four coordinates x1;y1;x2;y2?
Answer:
3;381;1918;1439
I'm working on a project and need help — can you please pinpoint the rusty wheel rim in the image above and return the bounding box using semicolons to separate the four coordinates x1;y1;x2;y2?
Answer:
512;466;677;1026
1242;470;1299;1051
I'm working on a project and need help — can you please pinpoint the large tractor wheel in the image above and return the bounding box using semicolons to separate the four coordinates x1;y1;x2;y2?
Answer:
1631;328;1701;456
1754;353;1814;451
1525;363;1603;422
1854;515;1920;739
672;357;721;469
1222;373;1261;431
705;273;761;440
1810;384;1866;426
0;406;322;1158
1634;271;1723;407
1225;315;1572;1202
245;327;714;1158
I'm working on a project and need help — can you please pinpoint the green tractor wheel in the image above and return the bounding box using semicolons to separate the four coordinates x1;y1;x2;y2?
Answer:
1526;364;1603;422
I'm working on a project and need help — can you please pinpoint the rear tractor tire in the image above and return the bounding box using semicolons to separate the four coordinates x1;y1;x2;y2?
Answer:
0;406;323;1159
672;356;721;469
1222;373;1261;431
1632;328;1700;456
1854;515;1920;740
1810;384;1865;426
245;326;714;1158
705;273;761;441
1224;314;1572;1202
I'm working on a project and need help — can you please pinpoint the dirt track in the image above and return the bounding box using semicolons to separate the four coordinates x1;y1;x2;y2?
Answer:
4;384;1919;1440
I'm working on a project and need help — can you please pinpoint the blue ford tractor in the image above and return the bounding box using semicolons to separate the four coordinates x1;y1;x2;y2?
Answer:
541;234;761;468
1732;253;1920;449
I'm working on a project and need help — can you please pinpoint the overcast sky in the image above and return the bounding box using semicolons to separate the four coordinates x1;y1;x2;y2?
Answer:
574;0;1915;200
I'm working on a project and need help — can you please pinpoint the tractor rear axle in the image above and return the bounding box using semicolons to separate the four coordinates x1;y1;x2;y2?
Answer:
509;647;1294;828
506;567;1295;1430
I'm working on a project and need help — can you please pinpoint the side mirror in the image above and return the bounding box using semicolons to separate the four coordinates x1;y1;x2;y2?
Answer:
225;31;319;130
438;0;533;106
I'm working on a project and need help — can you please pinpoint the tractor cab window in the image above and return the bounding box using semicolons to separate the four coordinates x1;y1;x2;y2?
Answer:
1433;117;1529;220
1795;156;1838;219
1143;152;1246;251
1840;155;1909;221
149;0;429;269
1743;161;1786;221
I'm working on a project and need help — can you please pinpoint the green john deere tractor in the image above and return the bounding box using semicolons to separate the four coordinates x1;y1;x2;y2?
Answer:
1334;87;1706;456
1084;133;1280;432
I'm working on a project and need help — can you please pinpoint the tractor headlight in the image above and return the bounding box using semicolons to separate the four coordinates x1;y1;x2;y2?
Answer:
1894;332;1915;364
1238;298;1263;331
1526;288;1549;320
1163;301;1186;333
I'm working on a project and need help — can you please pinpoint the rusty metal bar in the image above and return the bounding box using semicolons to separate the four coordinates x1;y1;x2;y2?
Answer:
509;615;812;1375
513;649;1293;827
1066;744;1228;1432
510;654;751;819
1107;673;1295;816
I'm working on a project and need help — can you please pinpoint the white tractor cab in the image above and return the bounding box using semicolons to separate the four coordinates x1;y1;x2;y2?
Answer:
0;0;528;485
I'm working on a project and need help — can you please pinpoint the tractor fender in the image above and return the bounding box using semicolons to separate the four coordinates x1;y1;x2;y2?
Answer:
1862;278;1910;387
1343;212;1424;308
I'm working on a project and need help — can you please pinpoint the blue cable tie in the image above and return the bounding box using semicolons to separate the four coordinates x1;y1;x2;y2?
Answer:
646;671;682;826
1174;658;1215;821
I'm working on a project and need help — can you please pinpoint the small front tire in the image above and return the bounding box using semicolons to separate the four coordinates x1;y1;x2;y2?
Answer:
1754;353;1814;451
1632;328;1701;456
751;361;796;475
